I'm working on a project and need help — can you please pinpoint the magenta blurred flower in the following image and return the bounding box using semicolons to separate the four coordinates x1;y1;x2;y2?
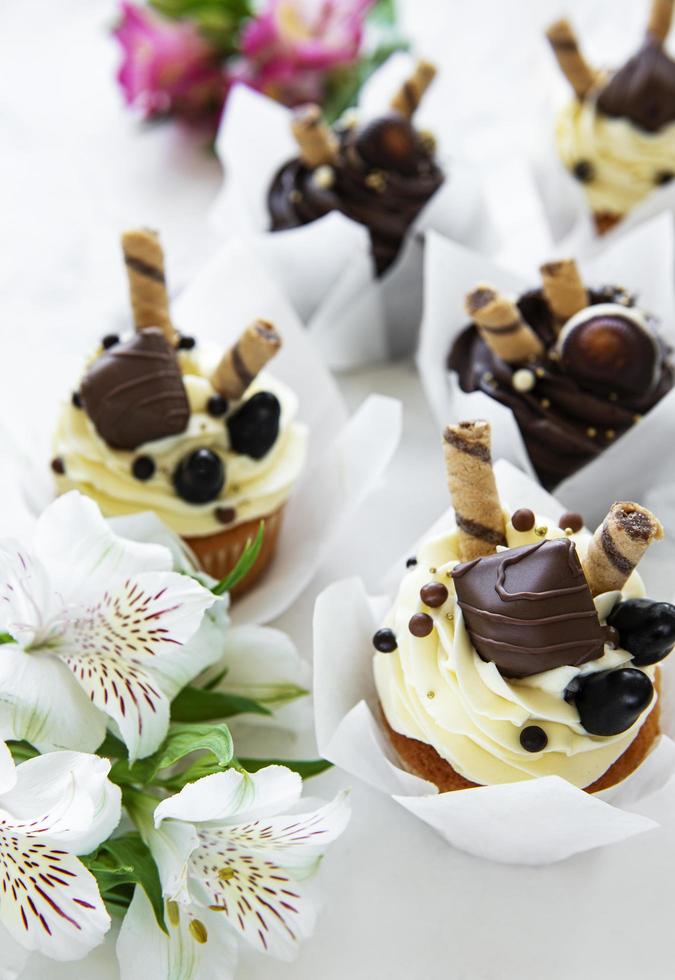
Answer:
114;3;226;122
239;0;374;104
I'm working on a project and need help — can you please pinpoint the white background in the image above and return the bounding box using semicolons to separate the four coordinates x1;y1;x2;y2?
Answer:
3;1;675;978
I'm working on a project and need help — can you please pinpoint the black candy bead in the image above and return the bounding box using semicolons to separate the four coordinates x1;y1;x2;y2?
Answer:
227;391;281;460
173;448;225;504
565;668;653;736
372;628;397;653
607;598;675;666
655;170;674;186
72;391;83;408
177;335;197;350
102;333;120;350
520;725;548;752
207;395;229;417
406;557;418;568
132;455;156;481
572;160;595;183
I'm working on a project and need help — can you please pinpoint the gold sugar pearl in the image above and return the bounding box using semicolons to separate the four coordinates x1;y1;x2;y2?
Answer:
586;427;597;438
312;165;335;190
534;525;548;537
289;189;302;204
605;429;616;440
429;567;437;574
633;414;642;423
365;171;386;192
535;367;546;378
426;690;436;699
540;398;551;409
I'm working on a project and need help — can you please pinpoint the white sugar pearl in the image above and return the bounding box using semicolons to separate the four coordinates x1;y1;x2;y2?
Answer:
512;368;536;393
313;165;335;189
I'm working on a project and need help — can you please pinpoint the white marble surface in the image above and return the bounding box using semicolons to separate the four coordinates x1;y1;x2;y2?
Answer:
4;1;675;978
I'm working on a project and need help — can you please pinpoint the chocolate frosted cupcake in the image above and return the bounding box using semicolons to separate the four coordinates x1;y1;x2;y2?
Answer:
546;3;675;234
52;228;307;596
374;420;673;792
267;60;444;275
447;258;674;490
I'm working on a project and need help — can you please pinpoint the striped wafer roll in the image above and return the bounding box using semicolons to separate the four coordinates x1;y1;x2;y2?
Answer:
546;19;597;99
211;320;282;400
121;228;177;344
390;60;437;118
647;0;674;42
540;259;589;326
583;502;664;596
466;286;544;363
443;421;507;561
291;105;339;168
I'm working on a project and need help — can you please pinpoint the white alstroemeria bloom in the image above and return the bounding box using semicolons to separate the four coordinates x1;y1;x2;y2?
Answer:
0;492;217;760
119;767;350;978
0;750;121;963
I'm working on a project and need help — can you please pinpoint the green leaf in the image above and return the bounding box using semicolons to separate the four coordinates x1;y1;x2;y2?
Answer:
7;740;39;765
97;732;128;759
211;522;264;595
0;632;15;645
171;683;271;722
239;757;333;779
149;0;254;53
153;722;234;771
82;834;166;933
202;666;229;691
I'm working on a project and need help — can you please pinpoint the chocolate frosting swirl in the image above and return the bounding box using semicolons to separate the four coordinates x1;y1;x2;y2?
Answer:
452;538;605;678
597;40;675;133
267;118;444;276
448;287;674;490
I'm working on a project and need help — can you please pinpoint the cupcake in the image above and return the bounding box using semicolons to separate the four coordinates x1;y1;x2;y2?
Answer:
546;4;675;234
52;228;307;596
267;60;444;276
373;420;674;792
447;257;674;491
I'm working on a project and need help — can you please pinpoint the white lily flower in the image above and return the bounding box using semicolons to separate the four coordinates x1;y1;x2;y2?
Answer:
0;492;217;760
119;766;350;977
0;750;121;963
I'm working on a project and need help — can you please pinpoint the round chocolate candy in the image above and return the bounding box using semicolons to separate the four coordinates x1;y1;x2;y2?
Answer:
607;598;675;666
227;391;281;460
564;668;653;736
215;506;236;525
354;114;422;176
520;725;548;752
558;511;583;533
51;457;65;475
132;455;155;481
420;582;448;608
511;508;535;532
557;303;661;397
409;613;434;638
173;448;225;504
372;628;397;653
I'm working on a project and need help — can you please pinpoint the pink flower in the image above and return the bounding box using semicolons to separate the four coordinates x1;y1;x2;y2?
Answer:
114;3;226;122
239;0;374;105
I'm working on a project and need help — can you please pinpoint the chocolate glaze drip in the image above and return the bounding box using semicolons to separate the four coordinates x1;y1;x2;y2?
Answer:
597;40;675;133
447;287;673;490
81;328;190;451
452;538;605;678
267;119;444;276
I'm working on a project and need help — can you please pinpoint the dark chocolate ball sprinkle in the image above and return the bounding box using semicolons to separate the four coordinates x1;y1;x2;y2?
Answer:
51;457;65;475
372;628;398;653
215;506;236;525
101;333;119;350
207;395;229;418
409;613;434;637
71;391;82;408
572;160;595;183
406;557;418;568
177;335;196;350
511;508;535;532
558;511;583;533
604;625;620;649
132;455;156;481
655;170;674;186
520;725;548;752
173;448;225;503
420;582;449;608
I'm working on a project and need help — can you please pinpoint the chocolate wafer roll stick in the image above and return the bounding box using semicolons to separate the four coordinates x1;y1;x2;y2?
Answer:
546;19;597;100
291;105;339;168
443;421;507;562
390;60;437;118
540;259;589;327
583;502;664;596
466;286;544;363
647;0;674;43
211;319;282;401
121;229;178;345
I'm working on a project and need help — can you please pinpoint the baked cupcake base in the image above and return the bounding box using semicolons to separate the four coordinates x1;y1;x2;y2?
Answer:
184;505;285;599
380;690;660;794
